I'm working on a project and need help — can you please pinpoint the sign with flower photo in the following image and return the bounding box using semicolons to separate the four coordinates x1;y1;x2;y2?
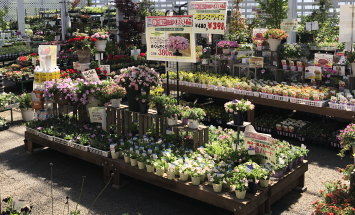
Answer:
145;16;196;63
243;125;277;164
189;1;227;34
314;53;333;68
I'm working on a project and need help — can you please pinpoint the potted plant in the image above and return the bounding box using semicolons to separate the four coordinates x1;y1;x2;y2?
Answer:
256;168;271;188
150;94;177;115
167;163;176;180
217;41;232;54
110;143;119;159
137;153;147;170
19;93;34;121
67;33;95;63
153;159;167;176
264;29;288;51
146;158;155;173
190;167;203;185
346;52;355;76
101;83;126;108
91;31;109;52
129;151;138;167
224;99;255;125
200;47;211;65
116;66;161;112
122;151;130;163
211;173;224;192
163;105;180;126
185;107;206;129
279;43;309;61
137;94;150;114
234;177;248;200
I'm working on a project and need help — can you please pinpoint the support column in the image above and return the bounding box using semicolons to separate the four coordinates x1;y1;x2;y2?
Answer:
61;0;68;41
17;0;25;35
287;0;297;44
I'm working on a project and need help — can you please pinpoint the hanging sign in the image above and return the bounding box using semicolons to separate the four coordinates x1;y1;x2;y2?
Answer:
82;69;100;82
145;16;196;62
305;21;318;31
88;107;106;123
243;125;277;164
189;1;227;34
280;19;298;32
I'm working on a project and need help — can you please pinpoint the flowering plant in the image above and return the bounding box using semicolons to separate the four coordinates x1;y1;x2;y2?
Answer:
163;105;180;118
200;47;211;59
217;41;238;48
101;83;126;101
91;31;109;40
167;36;190;51
337;123;355;157
184;107;206;121
67;33;95;50
43;78;79;104
264;29;288;40
116;66;161;91
224;99;255;113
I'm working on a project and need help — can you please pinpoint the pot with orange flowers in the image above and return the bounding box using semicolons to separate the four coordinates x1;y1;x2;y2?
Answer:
67;33;95;63
264;29;288;51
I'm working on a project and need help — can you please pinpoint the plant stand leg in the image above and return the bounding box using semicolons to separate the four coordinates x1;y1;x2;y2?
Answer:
294;173;307;192
264;198;271;215
24;139;33;153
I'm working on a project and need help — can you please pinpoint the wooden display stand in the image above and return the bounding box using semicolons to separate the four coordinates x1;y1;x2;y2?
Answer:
24;131;308;215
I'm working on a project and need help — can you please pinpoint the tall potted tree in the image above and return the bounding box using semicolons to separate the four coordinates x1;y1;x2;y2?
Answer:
19;93;34;121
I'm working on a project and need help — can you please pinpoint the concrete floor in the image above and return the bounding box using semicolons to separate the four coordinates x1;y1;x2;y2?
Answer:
0;110;352;215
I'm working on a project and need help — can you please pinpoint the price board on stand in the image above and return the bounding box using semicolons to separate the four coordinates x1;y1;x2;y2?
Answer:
189;1;227;35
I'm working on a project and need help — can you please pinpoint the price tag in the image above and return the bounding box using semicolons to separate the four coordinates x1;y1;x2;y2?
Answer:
82;69;100;82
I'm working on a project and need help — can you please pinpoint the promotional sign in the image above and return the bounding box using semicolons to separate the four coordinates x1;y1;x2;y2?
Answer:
88;107;106;123
314;53;333;68
339;5;355;42
252;28;267;40
249;57;264;67
243;125;277;164
280;19;298;32
146;16;196;63
305;21;319;31
305;66;322;80
189;1;227;34
82;69;100;82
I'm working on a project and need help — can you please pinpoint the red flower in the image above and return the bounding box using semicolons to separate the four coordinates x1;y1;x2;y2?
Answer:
91;38;97;42
103;70;107;74
30;53;37;56
139;53;146;57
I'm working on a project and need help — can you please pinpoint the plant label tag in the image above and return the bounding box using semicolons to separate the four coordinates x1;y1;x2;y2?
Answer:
248;147;256;155
82;69;100;82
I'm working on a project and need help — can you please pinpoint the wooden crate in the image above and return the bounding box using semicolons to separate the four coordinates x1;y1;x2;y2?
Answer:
171;124;209;148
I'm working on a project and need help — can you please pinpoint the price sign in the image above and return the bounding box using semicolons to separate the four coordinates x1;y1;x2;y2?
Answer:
280;19;298;32
82;69;100;82
189;1;227;34
100;65;110;74
88;107;106;123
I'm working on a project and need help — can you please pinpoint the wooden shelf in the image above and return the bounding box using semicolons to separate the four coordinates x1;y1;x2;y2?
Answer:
165;83;355;121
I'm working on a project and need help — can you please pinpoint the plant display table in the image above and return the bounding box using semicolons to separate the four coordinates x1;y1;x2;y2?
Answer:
165;83;355;121
24;131;308;215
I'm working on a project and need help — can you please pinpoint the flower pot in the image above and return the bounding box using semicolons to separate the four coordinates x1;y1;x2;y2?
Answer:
21;108;34;121
268;39;281;51
233;111;245;126
167;117;178;126
235;190;246;200
212;183;222;192
351;63;355;77
167;171;175;180
260;179;269;188
188;119;199;129
138;161;145;169
248;181;257;194
146;164;154;173
111;151;119;159
139;102;149;114
124;155;130;163
191;176;201;185
223;48;231;55
179;172;189;181
95;40;107;52
76;48;91;63
126;88;140;112
201;59;209;65
130;158;137;166
110;99;121;108
155;168;164;176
